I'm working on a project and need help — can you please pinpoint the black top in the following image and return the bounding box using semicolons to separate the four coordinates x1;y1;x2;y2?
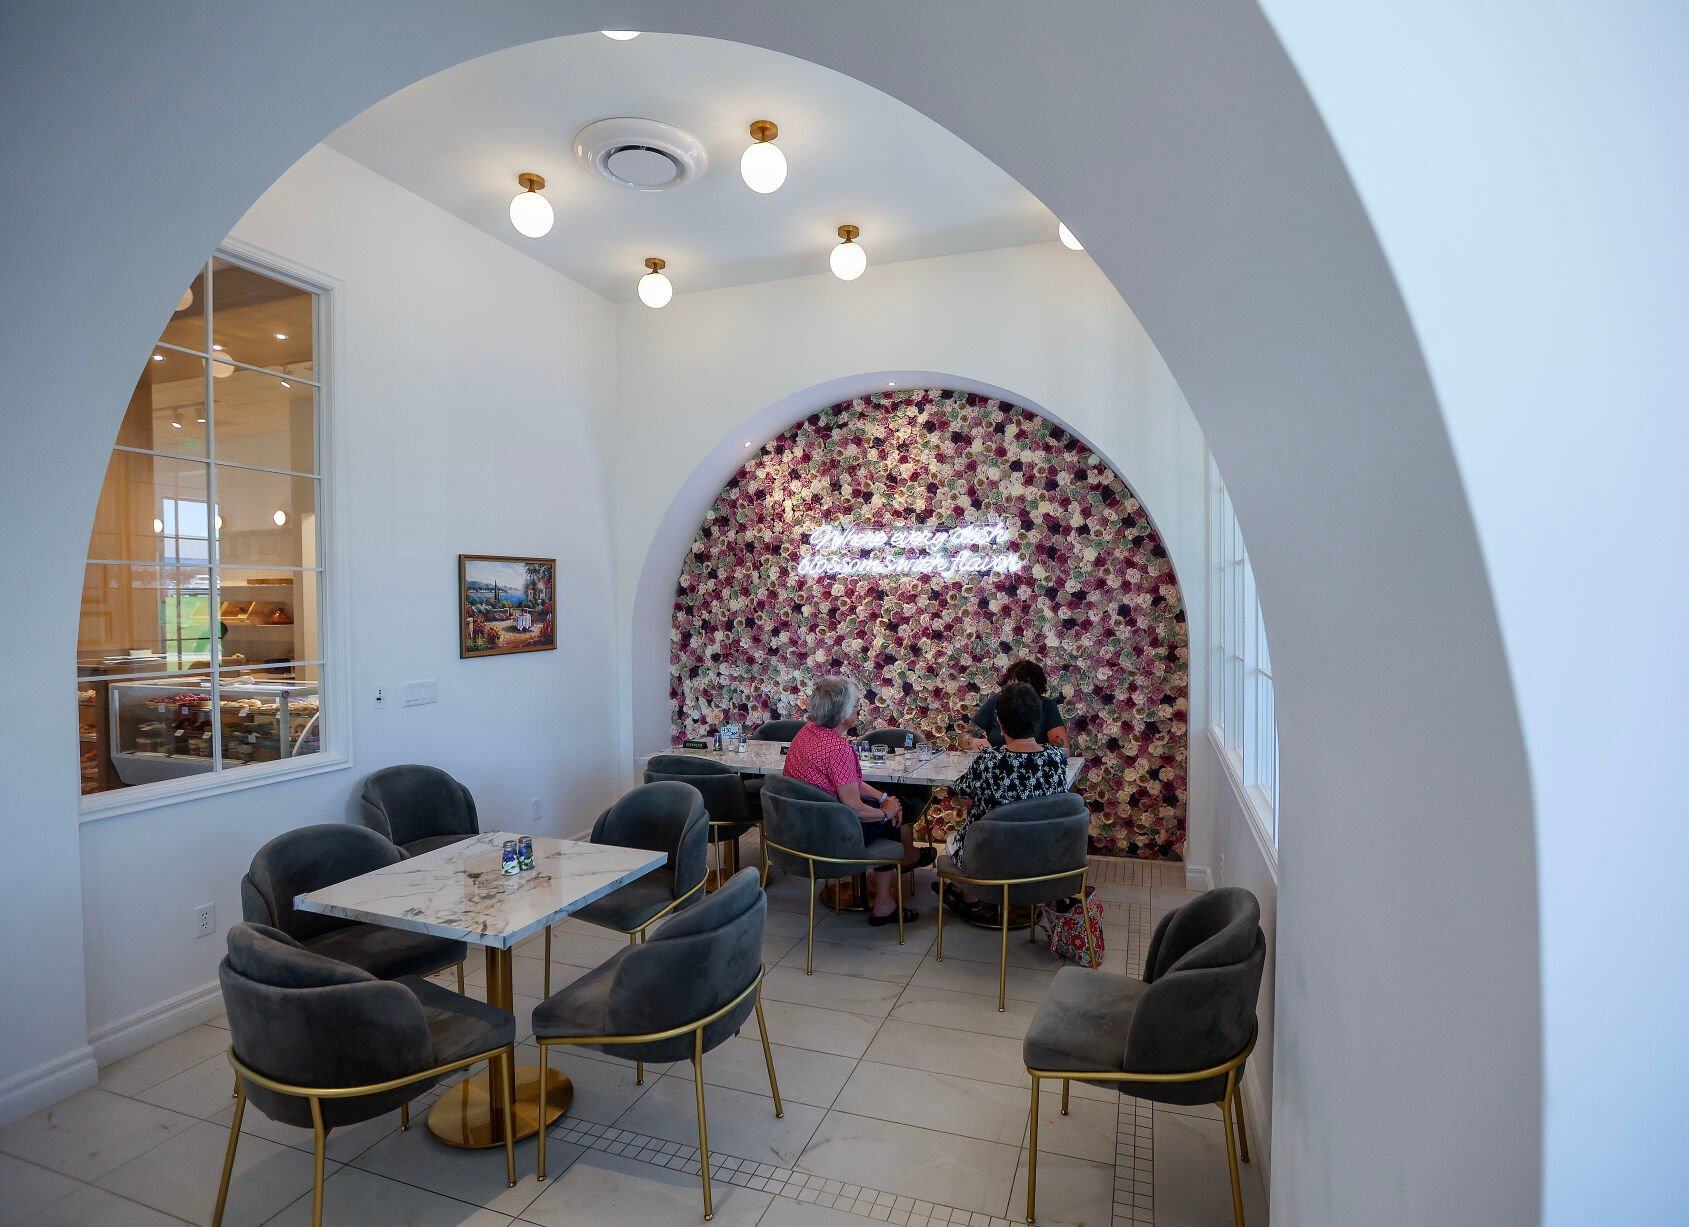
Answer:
970;693;1065;747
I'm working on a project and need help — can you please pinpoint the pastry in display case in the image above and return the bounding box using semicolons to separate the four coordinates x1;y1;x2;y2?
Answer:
107;674;322;785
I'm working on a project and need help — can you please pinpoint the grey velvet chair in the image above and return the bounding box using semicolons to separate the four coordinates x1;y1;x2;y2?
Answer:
742;719;806;810
356;763;480;857
543;781;709;996
861;725;934;830
241;823;468;991
645;753;759;888
760;774;908;968
1022;887;1266;1226
532;868;780;1221
214;922;516;1227
935;792;1092;1010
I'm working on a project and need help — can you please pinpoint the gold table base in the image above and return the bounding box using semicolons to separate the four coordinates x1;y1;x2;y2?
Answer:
426;943;571;1149
427;1062;571;1148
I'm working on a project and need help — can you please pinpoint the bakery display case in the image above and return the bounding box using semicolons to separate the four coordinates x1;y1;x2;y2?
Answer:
107;674;321;786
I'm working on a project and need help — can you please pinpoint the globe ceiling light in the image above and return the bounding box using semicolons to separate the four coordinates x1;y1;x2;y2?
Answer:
601;30;640;40
638;257;673;309
739;119;787;194
1057;221;1084;251
211;350;235;379
829;224;866;281
175;287;194;312
508;172;554;238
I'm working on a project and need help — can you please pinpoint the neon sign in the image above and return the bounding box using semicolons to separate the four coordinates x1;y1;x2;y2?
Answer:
797;522;1024;578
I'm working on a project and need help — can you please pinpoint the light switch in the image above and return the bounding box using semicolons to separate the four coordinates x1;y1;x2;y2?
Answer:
401;679;437;708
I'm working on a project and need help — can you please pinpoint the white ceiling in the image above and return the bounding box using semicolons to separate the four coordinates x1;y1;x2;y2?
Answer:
326;32;1062;302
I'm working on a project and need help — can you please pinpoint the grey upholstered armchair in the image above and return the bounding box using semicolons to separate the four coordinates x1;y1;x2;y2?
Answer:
356;764;479;857
545;781;709;996
214;922;516;1227
1022;886;1266;1226
240;824;468;989
742;719;806;809
531;868;780;1219
861;725;934;829
760;774;908;967
644;753;758;886
935;791;1092;1009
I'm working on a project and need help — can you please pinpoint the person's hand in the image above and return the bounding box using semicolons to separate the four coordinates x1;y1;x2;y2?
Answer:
961;734;988;751
882;796;903;824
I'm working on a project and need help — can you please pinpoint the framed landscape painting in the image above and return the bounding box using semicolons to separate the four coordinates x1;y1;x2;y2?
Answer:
459;554;557;658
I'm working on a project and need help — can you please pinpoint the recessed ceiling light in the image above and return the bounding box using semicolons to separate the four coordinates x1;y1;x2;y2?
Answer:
170;420;183;429
744;441;752;448
601;30;640;40
1057;222;1084;251
888;381;897;387
151;353;164;362
279;381;291;389
152;517;164;534
740;120;787;194
196;417;206;423
273;332;288;340
830;225;866;281
509;172;554;238
639;257;673;309
273;510;288;527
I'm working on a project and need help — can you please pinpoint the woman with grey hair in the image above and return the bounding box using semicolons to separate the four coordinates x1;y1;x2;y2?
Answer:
783;677;926;925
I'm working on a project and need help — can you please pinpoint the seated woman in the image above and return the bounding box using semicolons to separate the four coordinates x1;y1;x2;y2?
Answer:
945;680;1073;923
963;659;1069;750
784;676;929;926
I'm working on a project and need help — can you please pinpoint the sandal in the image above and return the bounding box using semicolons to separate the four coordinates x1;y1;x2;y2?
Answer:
868;907;918;927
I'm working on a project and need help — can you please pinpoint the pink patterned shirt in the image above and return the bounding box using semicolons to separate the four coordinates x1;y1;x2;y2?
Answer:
783;723;862;799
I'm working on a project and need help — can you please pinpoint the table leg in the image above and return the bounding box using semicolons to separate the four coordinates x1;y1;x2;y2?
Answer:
428;946;572;1148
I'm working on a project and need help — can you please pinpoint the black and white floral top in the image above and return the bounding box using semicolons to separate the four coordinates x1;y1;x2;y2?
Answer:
947;745;1071;869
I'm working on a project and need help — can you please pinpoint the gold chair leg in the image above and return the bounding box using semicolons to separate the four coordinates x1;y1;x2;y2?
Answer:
1235;1076;1251;1163
1026;1073;1039;1223
309;1097;327;1227
935;877;946;960
754;992;783;1117
211;1081;245;1227
1061;1079;1070;1115
456;960;465;994
1081;869;1097;969
400;1102;409;1130
537;1043;550;1179
1220;1071;1245;1226
896;868;905;945
692;1029;714;1221
806;862;817;975
543;926;552;998
998;884;1010;1012
500;1049;516;1188
636;1060;645;1085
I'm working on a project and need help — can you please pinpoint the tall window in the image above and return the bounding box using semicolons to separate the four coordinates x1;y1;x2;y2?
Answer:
1209;457;1279;843
77;252;331;807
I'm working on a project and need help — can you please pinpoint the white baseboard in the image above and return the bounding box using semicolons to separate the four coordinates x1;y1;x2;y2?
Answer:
1184;863;1214;892
1242;1062;1272;1185
88;979;223;1068
0;1044;98;1127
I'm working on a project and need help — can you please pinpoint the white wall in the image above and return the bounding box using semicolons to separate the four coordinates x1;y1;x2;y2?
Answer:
76;147;625;1057
610;242;1211;769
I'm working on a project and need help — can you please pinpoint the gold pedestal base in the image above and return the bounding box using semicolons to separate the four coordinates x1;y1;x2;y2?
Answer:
427;1064;572;1149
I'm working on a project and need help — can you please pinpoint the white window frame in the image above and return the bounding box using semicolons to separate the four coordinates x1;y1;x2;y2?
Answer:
1207;456;1278;858
80;239;352;821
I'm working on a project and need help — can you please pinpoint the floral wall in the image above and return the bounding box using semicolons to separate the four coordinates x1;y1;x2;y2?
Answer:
670;388;1188;858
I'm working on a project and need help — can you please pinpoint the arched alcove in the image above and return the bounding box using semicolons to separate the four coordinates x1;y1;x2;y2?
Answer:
670;387;1189;857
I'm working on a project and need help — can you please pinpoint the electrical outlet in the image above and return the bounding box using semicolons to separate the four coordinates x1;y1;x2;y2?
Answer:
374;687;387;709
193;902;216;939
530;797;542;824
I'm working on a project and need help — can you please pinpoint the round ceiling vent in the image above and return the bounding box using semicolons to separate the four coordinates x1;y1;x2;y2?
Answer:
574;117;708;191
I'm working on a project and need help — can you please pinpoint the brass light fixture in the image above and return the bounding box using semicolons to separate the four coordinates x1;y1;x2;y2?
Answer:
508;172;554;238
740;119;787;194
829;224;866;281
638;257;673;308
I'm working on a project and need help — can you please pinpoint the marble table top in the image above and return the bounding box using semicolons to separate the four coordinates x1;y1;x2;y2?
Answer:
293;832;666;949
637;742;1085;790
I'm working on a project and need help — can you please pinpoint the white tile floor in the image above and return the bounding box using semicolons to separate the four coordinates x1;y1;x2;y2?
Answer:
0;855;1267;1226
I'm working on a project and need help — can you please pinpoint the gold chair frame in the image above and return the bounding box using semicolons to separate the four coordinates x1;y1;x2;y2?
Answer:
706;818;768;891
215;1042;518;1227
535;966;782;1222
543;874;708;998
934;865;1092;1010
1024;1027;1257;1225
762;839;905;973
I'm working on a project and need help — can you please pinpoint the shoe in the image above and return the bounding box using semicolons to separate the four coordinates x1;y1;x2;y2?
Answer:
869;907;918;927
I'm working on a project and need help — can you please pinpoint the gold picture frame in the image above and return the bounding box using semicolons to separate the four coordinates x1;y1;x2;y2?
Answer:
459;554;557;658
